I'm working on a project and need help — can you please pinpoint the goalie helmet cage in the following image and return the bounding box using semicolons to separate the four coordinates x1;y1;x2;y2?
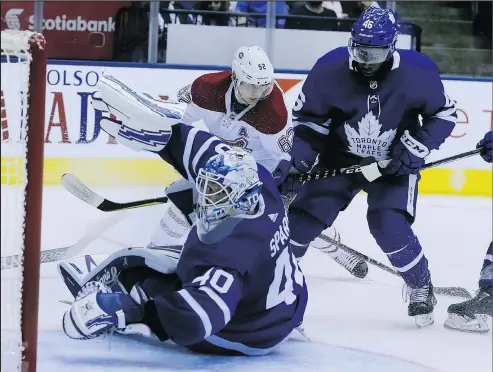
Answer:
1;30;46;372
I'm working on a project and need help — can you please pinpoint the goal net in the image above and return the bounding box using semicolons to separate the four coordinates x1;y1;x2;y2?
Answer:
1;30;46;372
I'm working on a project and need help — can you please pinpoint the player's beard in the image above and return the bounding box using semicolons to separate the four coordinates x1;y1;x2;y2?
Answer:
357;62;383;76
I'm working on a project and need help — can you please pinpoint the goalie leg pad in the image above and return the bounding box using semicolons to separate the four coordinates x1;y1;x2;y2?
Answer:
166;178;196;224
148;202;193;248
148;181;195;248
92;72;187;153
58;248;179;298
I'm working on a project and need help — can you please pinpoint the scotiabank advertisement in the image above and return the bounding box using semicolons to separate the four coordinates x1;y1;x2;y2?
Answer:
1;61;492;196
0;1;131;60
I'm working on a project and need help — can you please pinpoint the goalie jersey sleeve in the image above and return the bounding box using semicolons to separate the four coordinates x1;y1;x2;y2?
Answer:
157;122;230;183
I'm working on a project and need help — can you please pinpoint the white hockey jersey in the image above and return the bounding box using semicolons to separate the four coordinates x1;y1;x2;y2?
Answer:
178;71;293;173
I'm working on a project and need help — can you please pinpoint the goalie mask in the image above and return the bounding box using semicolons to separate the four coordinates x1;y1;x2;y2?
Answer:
231;45;274;106
195;148;263;234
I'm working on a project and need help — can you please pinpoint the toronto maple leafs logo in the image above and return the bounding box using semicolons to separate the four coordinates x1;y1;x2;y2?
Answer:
344;112;397;160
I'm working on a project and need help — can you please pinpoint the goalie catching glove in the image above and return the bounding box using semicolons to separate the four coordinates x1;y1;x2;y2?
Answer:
62;280;152;340
91;72;186;152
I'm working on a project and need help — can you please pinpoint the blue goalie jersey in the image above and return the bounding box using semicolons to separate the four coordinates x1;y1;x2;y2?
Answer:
146;123;307;355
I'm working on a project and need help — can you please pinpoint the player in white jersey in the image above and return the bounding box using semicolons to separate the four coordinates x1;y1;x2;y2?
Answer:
148;45;294;249
178;46;293;174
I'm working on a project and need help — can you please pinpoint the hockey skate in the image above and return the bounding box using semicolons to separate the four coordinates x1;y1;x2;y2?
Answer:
326;247;369;279
311;231;369;279
444;286;492;334
404;282;437;327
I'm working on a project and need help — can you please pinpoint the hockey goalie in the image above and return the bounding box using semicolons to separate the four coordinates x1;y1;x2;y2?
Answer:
58;72;307;355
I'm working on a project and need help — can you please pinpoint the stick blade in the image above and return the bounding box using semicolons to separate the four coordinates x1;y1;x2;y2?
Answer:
434;286;472;298
61;173;104;208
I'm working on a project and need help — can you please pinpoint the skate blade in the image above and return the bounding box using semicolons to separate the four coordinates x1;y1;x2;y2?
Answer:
444;314;491;334
295;325;312;342
116;323;154;337
414;313;434;328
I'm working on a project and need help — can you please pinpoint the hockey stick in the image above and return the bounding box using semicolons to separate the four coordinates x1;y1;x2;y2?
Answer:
61;174;473;298
60;175;472;298
61;149;482;213
290;148;482;182
317;234;472;299
61;173;169;212
1;212;126;270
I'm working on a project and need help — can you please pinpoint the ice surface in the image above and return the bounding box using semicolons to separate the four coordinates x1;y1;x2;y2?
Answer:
24;188;493;371
37;332;439;372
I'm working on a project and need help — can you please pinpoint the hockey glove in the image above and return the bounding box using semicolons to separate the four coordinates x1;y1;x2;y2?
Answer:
62;281;146;340
291;135;319;175
91;72;186;153
477;131;493;163
279;140;320;193
383;130;430;176
278;166;305;197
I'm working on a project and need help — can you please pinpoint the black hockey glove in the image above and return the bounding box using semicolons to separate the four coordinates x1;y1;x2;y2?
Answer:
477;131;493;163
382;130;430;176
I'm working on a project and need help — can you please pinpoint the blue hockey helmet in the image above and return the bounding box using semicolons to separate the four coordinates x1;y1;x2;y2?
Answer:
348;7;399;75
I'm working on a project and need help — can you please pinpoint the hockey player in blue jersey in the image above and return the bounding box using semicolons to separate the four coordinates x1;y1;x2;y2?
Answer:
445;131;493;333
59;73;307;355
283;7;457;327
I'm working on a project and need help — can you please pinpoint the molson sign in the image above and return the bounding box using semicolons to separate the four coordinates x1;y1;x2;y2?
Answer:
1;62;491;195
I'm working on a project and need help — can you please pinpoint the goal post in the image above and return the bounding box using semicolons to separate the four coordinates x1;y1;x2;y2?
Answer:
1;30;46;372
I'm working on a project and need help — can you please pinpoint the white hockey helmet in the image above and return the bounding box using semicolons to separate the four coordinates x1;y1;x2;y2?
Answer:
231;45;274;105
195;148;263;233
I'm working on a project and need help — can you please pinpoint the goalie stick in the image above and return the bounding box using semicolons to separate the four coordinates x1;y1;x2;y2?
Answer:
1;212;126;270
61;173;169;212
317;234;472;299
289;148;481;182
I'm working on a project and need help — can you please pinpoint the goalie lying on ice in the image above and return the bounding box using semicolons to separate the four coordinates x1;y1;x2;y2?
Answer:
59;73;307;356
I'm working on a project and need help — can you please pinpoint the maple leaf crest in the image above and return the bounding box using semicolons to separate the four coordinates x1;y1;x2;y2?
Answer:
344;112;397;160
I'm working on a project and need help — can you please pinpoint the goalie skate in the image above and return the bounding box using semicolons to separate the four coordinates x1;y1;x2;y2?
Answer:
444;286;492;334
